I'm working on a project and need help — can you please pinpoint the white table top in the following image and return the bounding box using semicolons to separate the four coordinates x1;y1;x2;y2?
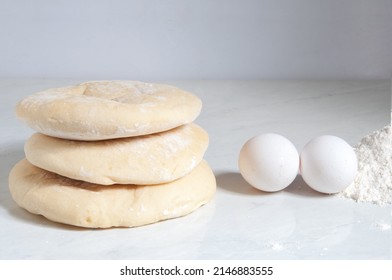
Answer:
1;79;391;260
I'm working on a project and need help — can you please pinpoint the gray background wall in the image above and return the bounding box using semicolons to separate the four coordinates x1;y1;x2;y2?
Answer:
1;0;391;79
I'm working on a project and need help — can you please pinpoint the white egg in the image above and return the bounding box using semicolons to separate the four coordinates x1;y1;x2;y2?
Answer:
300;135;357;194
238;133;299;192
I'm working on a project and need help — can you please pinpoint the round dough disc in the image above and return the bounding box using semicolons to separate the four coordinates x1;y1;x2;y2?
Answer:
9;159;216;228
16;81;202;140
25;123;209;185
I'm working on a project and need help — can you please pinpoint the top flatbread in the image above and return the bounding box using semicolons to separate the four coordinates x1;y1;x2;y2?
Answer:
16;81;202;140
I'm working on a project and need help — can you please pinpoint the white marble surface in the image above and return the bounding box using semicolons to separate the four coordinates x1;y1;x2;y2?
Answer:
0;79;391;260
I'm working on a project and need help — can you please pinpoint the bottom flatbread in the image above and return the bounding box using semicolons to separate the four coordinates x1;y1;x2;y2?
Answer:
9;159;216;228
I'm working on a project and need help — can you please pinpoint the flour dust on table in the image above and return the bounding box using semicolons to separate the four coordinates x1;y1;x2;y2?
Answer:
339;125;392;206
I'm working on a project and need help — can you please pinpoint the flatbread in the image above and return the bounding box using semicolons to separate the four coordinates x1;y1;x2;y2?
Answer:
8;159;216;228
24;123;208;185
16;81;202;140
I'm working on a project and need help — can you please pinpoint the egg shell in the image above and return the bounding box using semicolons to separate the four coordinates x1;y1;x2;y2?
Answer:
300;135;357;194
238;133;299;192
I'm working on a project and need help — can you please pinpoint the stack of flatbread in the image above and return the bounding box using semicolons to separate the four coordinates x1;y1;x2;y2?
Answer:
9;81;216;228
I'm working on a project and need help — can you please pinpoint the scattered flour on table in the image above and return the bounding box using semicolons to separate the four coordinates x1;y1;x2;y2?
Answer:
319;247;329;257
338;125;392;206
372;221;391;232
268;241;284;252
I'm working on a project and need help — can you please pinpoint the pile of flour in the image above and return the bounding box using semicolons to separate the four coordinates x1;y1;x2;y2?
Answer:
339;124;392;206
